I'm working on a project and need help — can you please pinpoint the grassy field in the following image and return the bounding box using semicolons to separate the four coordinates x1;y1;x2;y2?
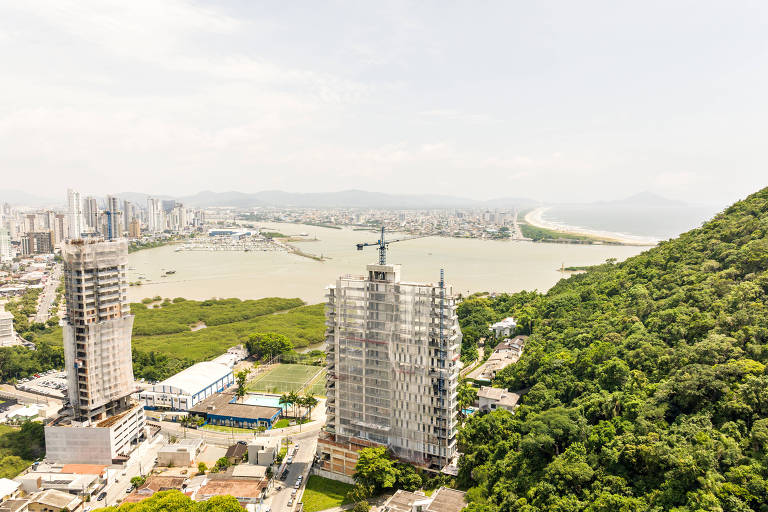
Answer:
248;364;323;394
306;369;327;396
301;475;353;512
0;424;36;479
132;304;325;361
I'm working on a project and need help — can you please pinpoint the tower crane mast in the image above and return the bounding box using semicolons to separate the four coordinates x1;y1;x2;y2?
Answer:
356;226;428;265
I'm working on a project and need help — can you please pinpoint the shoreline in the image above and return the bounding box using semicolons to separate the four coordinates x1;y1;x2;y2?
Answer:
524;207;658;246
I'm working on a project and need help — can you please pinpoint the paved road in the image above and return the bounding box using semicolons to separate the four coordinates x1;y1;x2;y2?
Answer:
101;435;164;508
34;264;61;324
267;430;320;511
156;399;326;446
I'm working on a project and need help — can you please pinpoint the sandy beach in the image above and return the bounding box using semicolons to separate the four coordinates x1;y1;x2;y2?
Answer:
524;207;658;246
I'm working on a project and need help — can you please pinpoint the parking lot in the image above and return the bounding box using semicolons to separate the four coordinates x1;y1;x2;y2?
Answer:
16;370;67;399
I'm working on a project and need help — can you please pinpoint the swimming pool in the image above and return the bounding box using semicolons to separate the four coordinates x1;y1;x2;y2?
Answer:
243;395;284;409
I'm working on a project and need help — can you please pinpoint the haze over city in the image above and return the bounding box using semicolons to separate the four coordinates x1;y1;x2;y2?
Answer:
2;1;767;206
2;3;768;512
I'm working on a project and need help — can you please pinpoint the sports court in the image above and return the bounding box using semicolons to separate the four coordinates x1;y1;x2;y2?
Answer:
247;363;323;394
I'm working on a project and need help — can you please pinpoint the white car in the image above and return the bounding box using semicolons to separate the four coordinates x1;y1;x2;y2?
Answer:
286;456;293;464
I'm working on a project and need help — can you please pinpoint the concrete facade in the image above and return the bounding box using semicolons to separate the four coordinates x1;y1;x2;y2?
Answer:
45;405;146;465
0;309;15;347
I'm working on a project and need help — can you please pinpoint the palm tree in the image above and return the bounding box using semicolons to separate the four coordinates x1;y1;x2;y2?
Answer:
279;393;291;418
287;391;300;419
303;393;318;420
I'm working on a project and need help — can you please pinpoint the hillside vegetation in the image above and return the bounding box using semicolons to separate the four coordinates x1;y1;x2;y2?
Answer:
459;188;768;511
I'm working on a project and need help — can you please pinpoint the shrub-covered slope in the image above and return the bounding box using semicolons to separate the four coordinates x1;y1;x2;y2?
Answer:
459;188;768;511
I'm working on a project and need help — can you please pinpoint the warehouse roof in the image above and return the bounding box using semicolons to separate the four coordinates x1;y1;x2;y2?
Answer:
151;361;232;396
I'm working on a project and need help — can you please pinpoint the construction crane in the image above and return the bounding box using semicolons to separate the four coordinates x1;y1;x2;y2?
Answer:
356;226;428;265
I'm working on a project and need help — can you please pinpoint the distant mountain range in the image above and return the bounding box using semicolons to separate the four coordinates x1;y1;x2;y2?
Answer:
0;188;703;211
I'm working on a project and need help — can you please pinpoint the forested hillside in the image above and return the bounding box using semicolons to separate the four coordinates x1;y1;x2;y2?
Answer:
459;188;768;511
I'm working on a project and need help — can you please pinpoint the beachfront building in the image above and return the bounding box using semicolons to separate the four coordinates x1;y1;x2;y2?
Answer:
138;361;234;411
317;263;462;482
45;238;147;465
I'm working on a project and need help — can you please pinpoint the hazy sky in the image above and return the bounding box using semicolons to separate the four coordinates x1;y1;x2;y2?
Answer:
1;1;766;204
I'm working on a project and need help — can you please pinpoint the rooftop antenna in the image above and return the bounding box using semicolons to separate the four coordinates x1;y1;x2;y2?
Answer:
355;226;428;265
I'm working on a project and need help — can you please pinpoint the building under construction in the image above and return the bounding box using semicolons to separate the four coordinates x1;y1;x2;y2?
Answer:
45;238;146;464
317;258;461;481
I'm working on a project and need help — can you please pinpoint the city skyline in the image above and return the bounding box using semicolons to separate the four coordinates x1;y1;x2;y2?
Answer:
1;2;766;205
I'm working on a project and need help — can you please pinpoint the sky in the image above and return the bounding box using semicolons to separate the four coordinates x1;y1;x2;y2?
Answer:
0;1;766;205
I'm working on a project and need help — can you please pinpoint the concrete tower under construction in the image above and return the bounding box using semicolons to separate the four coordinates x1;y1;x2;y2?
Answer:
317;262;461;480
45;238;146;464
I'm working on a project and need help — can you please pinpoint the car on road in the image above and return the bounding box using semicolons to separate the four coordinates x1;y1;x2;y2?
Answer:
280;470;289;480
126;487;133;493
97;492;107;501
287;498;293;507
294;480;301;489
286;456;293;464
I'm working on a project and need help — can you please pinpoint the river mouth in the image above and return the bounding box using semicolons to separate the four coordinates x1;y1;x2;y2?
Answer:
127;222;647;303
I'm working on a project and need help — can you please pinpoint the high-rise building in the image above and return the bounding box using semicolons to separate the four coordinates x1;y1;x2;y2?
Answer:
83;196;99;231
0;228;12;261
105;196;122;240
21;231;54;255
53;214;68;245
123;200;137;232
66;189;84;240
45;238;146;464
0;307;16;346
25;214;37;233
317;263;461;481
128;218;141;238
146;197;162;233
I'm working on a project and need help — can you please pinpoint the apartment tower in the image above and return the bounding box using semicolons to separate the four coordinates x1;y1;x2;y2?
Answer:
318;263;461;480
45;238;146;464
66;189;84;240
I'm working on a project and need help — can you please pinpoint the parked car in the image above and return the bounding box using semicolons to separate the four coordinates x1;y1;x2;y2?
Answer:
286;456;293;464
280;470;289;480
97;492;107;501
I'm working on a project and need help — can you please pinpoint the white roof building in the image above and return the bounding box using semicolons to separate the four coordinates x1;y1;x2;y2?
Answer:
139;361;234;411
6;405;41;422
489;317;516;338
0;478;20;500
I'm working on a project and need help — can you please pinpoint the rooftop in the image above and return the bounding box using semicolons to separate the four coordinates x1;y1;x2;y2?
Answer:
190;392;281;422
0;499;29;512
478;386;520;408
490;317;516;329
59;464;108;476
151;361;232;396
231;465;267;478
0;478;19;499
123;475;187;503
30;489;81;509
226;443;248;460
197;477;266;500
426;487;467;512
